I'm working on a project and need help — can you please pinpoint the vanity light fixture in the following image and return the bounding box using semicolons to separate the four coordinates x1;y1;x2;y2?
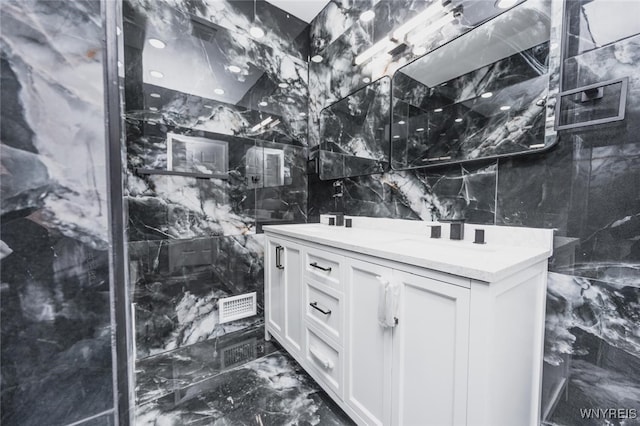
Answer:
495;0;519;9
480;92;493;98
500;105;511;111
434;108;443;112
311;55;323;63
251;116;274;132
214;88;225;95
355;2;456;67
149;70;164;78
354;38;395;66
360;10;376;23
148;38;166;49
269;119;281;128
392;2;446;42
228;65;242;73
455;118;463;122
260;116;273;127
529;143;545;149
150;93;161;98
278;82;289;89
405;13;456;47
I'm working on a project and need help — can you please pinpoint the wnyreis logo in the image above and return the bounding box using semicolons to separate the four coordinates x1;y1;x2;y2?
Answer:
580;408;638;420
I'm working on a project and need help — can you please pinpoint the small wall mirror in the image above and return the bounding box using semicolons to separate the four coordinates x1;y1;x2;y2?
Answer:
391;0;555;169
319;77;390;180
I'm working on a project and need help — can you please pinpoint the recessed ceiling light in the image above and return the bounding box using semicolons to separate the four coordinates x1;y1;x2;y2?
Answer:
393;135;400;139
398;120;406;125
148;38;166;49
455;118;463;122
416;127;425;132
204;105;213;109
299;112;307;117
149;107;158;111
413;46;427;56
249;26;265;39
228;65;242;73
360;10;375;22
362;77;371;84
311;55;323;63
495;0;519;9
278;82;289;89
480;92;493;98
214;88;225;95
150;93;161;98
500;105;511;111
434;108;443;112
258;101;268;107
149;70;164;78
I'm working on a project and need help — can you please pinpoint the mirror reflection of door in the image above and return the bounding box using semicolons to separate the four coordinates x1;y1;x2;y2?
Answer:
246;146;285;189
167;133;229;176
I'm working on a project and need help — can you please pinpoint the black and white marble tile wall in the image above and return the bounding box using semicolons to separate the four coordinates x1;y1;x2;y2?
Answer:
123;0;309;372
309;0;639;424
0;0;116;425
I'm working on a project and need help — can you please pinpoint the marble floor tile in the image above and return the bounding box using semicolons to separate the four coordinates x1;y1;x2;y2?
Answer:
136;326;279;405
136;347;354;425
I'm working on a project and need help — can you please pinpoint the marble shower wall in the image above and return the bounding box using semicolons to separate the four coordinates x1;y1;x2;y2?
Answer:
123;0;309;359
309;0;639;424
0;1;116;425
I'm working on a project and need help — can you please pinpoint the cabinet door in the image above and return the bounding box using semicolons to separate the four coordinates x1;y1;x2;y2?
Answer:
265;237;303;354
345;258;393;426
392;270;470;426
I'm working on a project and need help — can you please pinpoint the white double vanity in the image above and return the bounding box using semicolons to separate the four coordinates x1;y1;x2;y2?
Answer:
264;216;553;426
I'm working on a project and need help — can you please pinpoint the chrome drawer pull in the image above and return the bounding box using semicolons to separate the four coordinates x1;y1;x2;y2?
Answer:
310;301;331;315
310;262;331;272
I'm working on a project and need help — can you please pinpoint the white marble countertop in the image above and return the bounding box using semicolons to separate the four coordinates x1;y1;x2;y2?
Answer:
263;216;554;283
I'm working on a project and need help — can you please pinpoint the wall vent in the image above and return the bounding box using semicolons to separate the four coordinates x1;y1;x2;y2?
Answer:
218;292;257;324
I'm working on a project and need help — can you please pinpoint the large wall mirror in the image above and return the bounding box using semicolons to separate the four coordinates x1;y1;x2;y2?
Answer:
318;77;390;180
391;0;557;169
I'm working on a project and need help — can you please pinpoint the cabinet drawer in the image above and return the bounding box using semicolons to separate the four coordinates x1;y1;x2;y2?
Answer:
305;327;343;397
306;280;342;343
305;247;342;289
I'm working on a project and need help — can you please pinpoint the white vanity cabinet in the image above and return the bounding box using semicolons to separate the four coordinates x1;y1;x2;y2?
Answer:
264;218;553;426
264;237;304;357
